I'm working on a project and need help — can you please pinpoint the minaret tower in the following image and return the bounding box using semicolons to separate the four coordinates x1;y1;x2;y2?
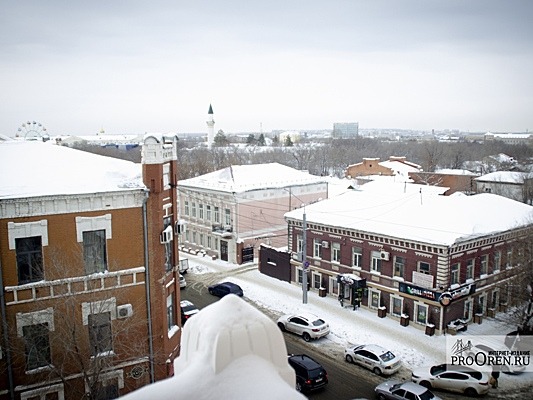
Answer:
206;103;215;148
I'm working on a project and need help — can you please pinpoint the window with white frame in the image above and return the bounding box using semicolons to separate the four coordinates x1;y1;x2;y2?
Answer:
16;236;44;284
418;261;431;275
214;207;220;223
296;267;304;285
331;242;341;263
415;303;428;325
329;277;339;295
312;272;321;289
167;294;176;332
206;205;212;221
370;251;382;273
83;230;107;275
451;263;460;285
184;201;189;216
466;259;474;280
164;218;173;272
199;233;204;247
88;312;112;356
20;384;64;400
163;163;170;189
480;254;488;275
207;236;212;249
191;231;197;244
191;202;196;218
224;208;231;225
369;289;380;309
313;239;322;258
464;299;473;321
391;296;403;317
199;204;204;219
297;235;303;253
493;250;501;272
393;256;405;278
352;247;362;268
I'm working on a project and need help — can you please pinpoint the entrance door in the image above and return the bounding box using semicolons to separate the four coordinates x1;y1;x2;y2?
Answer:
242;246;254;263
220;240;228;261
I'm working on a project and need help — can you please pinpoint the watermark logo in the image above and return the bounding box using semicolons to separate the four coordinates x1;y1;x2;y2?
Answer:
446;334;532;373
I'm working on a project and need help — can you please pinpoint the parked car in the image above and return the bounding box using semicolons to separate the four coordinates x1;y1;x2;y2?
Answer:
411;363;490;396
179;273;187;289
344;344;402;376
180;300;199;324
276;312;330;342
208;281;243;298
287;354;328;393
375;380;442;400
467;343;526;374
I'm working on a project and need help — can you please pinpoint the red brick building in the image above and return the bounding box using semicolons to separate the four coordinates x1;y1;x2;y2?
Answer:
0;135;181;399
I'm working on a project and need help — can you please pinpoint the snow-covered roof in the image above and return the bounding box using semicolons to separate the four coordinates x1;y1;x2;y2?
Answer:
379;159;421;175
0;141;145;199
475;171;530;184
179;163;328;193
285;190;533;246
435;168;477;176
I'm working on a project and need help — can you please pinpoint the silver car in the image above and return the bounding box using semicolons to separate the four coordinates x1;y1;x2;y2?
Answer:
276;312;330;342
411;363;490;396
345;344;402;376
375;381;442;400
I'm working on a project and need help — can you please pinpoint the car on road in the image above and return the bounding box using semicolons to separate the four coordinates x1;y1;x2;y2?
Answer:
411;363;490;396
276;312;330;342
375;380;442;400
287;354;328;393
344;344;401;376
179;273;187;289
180;300;199;324
467;343;526;374
207;281;243;298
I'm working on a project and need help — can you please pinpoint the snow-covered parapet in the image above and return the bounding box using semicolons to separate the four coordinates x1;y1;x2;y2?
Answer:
123;295;304;400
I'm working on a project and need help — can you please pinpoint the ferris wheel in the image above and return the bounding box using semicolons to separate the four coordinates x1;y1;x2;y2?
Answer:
17;121;49;141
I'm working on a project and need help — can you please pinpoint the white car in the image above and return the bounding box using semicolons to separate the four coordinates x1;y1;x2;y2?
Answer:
375;380;442;400
179;273;186;288
344;344;402;376
411;363;490;396
467;343;526;374
276;313;330;342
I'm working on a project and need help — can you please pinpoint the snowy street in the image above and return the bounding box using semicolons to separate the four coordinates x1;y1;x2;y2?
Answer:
180;252;533;399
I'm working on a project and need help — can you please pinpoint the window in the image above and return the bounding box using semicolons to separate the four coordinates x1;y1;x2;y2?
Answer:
415;303;427;325
16;236;43;284
89;313;112;356
352;247;362;268
95;382;119;400
163;163;170;189
464;299;473;321
207;236;212;249
297;235;303;253
296;267;304;284
167;294;176;331
331;242;341;263
418;261;430;275
480;254;488;275
224;208;231;225
198;204;204;219
199;233;204;247
393;256;405;278
206;205;211;221
370;290;380;308
391;297;403;317
83;230;107;275
451;263;460;285
191;202;196;218
466;259;474;280
312;273;321;289
313;239;322;258
164;219;173;272
184;201;189;216
493;251;501;272
370;251;381;273
23;323;51;370
329;277;339;295
214;207;220;223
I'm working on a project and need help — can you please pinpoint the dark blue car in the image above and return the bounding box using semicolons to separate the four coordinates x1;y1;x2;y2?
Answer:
208;282;244;298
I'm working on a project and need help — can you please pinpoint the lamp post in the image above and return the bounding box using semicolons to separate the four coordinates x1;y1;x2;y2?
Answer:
302;208;308;304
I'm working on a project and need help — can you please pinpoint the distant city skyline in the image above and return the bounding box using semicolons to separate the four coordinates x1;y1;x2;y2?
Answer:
1;1;532;137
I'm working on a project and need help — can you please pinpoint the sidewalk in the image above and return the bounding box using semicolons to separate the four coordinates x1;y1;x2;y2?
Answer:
181;252;532;396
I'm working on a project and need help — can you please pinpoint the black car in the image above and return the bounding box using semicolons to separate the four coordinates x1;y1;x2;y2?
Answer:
288;354;328;393
208;282;243;298
180;300;199;324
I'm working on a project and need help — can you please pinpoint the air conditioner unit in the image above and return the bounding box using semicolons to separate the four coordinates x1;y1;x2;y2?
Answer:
117;304;133;319
380;251;390;261
321;241;329;248
160;226;173;244
175;221;186;235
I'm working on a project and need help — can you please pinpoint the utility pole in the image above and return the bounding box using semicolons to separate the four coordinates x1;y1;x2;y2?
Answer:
302;209;308;304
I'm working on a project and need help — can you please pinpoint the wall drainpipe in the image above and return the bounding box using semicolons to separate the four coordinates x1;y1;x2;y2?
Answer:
142;192;155;383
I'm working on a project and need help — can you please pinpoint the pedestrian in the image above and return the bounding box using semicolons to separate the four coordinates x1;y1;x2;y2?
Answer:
490;369;500;388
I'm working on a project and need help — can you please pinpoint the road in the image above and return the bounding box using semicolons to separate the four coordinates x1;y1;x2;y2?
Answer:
179;270;504;400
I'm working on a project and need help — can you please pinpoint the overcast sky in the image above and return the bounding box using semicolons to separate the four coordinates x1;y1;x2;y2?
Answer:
1;1;532;136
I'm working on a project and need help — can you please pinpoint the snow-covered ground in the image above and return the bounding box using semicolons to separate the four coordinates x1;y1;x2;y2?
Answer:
184;253;533;396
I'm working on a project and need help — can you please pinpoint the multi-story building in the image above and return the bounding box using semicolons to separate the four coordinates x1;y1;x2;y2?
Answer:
0;135;181;399
177;163;328;264
332;122;359;139
285;183;533;334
